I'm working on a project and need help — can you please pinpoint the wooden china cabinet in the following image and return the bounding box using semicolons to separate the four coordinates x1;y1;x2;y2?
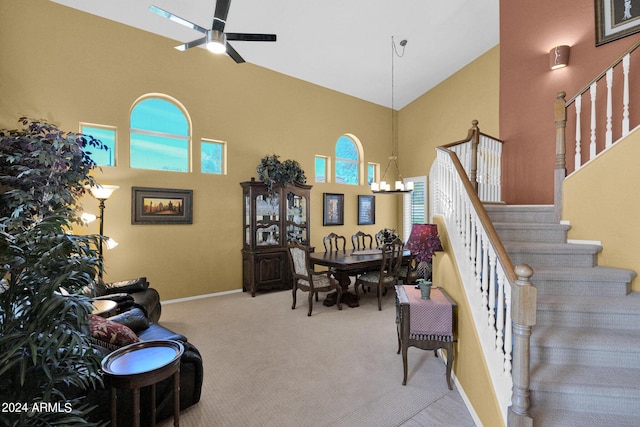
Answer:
241;178;312;296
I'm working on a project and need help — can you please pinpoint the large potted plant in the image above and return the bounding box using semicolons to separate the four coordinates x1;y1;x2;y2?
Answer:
0;117;107;425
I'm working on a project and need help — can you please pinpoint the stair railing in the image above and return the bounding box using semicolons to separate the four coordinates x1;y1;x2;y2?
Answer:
441;119;504;203
431;121;536;426
554;39;640;221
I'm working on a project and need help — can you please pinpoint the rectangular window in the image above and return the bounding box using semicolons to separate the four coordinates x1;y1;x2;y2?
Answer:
367;163;379;185
201;139;226;175
80;123;116;167
315;155;329;183
402;176;428;240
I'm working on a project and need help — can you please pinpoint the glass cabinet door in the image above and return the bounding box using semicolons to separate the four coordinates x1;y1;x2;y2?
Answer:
286;191;308;244
244;193;251;246
255;192;280;246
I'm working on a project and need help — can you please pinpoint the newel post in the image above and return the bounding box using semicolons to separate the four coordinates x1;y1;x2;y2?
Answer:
469;119;480;193
508;264;536;427
554;92;567;223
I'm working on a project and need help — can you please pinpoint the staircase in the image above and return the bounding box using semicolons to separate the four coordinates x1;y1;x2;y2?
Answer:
485;204;640;427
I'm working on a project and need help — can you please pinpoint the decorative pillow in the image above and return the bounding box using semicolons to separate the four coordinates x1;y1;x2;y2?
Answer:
107;308;149;333
88;314;140;350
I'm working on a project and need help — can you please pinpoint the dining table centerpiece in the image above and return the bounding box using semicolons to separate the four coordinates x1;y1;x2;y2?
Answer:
378;228;399;244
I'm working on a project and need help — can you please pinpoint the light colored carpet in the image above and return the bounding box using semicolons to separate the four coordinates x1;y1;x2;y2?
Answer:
158;289;460;427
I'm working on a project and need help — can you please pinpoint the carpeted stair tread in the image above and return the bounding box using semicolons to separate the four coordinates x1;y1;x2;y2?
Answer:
532;325;640;351
532;266;637;283
493;221;570;231
537;292;640;314
530;364;640;397
531;409;640;427
484;204;556;223
503;241;602;254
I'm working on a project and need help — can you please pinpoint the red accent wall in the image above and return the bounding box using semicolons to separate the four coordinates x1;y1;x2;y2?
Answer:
500;0;640;204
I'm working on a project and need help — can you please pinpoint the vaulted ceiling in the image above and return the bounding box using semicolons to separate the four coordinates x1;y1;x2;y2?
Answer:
51;0;499;109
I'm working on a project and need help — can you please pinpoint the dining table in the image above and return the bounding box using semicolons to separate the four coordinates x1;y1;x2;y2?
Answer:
309;248;412;308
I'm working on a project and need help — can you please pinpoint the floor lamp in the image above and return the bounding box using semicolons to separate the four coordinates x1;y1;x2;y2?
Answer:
86;184;119;281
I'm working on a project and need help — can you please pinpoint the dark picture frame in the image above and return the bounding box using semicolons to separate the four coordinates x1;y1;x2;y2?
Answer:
357;195;376;225
323;193;344;226
595;0;640;45
132;187;193;224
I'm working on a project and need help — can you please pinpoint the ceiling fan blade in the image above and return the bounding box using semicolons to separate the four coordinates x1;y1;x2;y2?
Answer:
212;0;232;32
175;36;207;51
149;5;208;34
226;33;277;42
225;42;245;64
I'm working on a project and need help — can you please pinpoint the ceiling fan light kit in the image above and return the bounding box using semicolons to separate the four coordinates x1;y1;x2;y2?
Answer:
206;30;227;54
150;0;276;63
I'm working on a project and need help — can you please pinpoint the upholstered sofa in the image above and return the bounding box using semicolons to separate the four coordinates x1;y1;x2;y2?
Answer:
91;277;162;322
82;281;202;425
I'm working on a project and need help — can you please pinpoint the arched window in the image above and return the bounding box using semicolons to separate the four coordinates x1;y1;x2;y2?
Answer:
335;135;362;185
130;96;191;172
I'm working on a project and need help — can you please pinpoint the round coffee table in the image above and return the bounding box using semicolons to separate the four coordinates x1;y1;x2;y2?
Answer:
102;340;184;427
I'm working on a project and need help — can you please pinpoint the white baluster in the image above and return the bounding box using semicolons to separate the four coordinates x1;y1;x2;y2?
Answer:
504;280;513;376
495;270;505;354
590;83;597;161
623;53;630;136
494;140;502;201
606;68;613;148
481;233;489;298
574;95;582;170
488;249;497;330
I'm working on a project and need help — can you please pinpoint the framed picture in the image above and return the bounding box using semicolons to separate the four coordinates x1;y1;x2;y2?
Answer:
357;195;375;225
323;193;344;226
595;0;640;45
132;187;193;224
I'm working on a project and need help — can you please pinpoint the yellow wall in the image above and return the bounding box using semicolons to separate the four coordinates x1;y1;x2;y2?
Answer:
400;48;503;426
0;0;398;299
433;215;504;427
399;46;500;177
563;128;640;291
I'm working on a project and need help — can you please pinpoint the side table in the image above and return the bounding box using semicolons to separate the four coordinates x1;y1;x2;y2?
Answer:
101;340;184;427
395;284;457;389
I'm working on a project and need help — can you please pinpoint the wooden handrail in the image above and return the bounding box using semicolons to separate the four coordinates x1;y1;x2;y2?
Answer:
565;38;640;105
435;121;535;424
437;146;517;284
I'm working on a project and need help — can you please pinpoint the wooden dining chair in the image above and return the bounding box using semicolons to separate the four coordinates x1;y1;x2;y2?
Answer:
351;231;374;250
354;238;404;310
287;241;342;316
323;233;346;252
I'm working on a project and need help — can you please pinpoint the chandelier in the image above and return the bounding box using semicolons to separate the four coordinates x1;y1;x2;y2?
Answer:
371;36;412;194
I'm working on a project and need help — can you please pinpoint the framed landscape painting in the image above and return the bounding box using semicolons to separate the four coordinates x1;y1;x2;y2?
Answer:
595;0;640;45
132;187;193;224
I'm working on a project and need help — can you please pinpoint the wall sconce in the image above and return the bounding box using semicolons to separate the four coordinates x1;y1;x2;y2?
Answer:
549;45;570;70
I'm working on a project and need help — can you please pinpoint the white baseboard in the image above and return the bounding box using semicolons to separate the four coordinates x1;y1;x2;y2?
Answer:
567;238;602;246
162;288;242;305
436;348;484;427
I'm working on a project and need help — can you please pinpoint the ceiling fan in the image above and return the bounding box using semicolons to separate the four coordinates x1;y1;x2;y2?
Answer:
149;0;277;63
